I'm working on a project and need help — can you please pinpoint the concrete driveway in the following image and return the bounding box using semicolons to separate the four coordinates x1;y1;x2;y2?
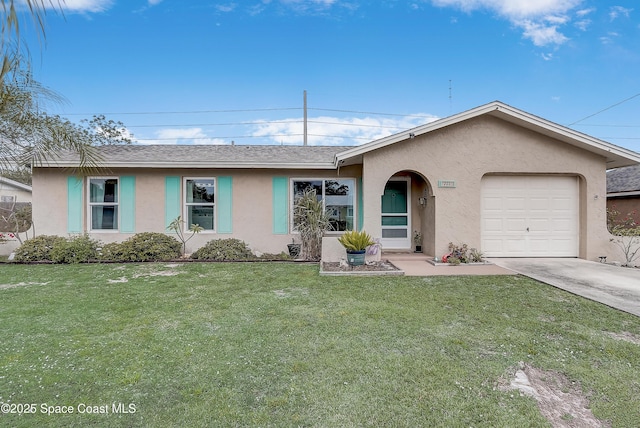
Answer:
491;258;640;317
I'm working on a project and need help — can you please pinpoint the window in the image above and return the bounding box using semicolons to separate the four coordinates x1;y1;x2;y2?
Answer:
292;178;355;232
185;178;215;231
89;178;118;230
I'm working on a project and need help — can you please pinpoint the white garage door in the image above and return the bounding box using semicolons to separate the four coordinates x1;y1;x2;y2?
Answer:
481;176;579;257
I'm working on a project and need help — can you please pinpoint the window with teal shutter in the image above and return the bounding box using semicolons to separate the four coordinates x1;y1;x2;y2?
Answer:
119;176;136;233
67;176;83;233
272;177;288;234
217;176;232;233
165;176;181;228
358;177;364;231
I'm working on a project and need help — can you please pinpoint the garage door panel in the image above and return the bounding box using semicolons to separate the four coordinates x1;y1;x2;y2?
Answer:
529;218;549;231
481;176;578;257
506;197;526;211
506;218;527;232
483;218;503;232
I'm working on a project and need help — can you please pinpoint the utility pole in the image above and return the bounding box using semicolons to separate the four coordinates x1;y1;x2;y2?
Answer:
303;90;308;146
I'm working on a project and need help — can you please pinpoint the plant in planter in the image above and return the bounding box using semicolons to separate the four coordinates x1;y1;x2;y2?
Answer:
287;238;301;258
413;230;423;253
337;230;375;266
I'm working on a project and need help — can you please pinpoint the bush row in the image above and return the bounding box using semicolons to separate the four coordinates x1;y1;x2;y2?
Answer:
13;234;289;264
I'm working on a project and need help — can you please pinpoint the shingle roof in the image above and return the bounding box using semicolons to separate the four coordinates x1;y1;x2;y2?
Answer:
607;164;640;194
40;145;349;169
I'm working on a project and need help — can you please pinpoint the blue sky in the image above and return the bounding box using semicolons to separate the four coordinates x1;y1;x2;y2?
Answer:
22;0;640;152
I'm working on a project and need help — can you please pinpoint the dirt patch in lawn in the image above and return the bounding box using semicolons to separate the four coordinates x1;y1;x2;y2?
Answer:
322;260;401;273
499;362;608;427
607;331;640;345
0;281;50;290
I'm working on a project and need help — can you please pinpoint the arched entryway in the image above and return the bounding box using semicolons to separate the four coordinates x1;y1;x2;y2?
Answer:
381;171;434;254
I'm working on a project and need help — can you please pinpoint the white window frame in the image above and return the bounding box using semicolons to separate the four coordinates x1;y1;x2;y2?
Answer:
88;177;119;232
290;177;357;234
183;177;216;233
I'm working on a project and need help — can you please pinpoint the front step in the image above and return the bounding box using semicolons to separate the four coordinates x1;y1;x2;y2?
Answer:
383;252;433;262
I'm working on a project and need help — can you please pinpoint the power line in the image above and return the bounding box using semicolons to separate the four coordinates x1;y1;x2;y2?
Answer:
132;133;379;142
61;107;302;116
571;124;640;128
310;108;434;119
134;133;304;141
568;93;640;126
125;119;406;130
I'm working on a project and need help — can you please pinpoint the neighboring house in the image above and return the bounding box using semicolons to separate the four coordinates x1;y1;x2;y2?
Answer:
32;101;640;261
607;164;640;226
0;176;32;204
0;176;32;255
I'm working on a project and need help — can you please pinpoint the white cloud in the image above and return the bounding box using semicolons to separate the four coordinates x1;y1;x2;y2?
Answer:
216;3;238;13
431;0;585;46
518;19;568;46
56;0;114;13
250;114;438;146
576;7;595;17
431;0;582;18
574;19;591;31
609;6;632;21
148;0;163;5
599;32;619;45
137;128;227;145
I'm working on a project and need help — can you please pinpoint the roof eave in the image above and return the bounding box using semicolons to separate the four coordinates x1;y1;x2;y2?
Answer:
37;161;338;170
0;176;32;192
607;190;640;198
335;101;640;168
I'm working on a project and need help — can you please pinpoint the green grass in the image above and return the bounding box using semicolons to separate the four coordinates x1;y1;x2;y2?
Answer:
1;263;639;427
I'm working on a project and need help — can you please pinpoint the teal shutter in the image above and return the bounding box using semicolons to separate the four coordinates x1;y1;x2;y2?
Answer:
272;177;288;234
119;176;136;233
165;176;181;229
217;176;233;233
67;176;83;233
358;177;364;231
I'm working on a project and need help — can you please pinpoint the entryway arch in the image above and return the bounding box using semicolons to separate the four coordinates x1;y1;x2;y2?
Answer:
381;171;434;254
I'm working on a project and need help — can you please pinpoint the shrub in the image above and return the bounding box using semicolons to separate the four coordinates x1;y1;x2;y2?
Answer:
191;238;254;261
607;207;640;267
447;242;469;264
51;234;101;264
469;248;484;263
100;233;181;262
14;235;66;262
293;188;333;260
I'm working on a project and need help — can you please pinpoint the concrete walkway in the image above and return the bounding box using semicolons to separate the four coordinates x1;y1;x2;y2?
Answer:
491;258;640;317
383;253;515;276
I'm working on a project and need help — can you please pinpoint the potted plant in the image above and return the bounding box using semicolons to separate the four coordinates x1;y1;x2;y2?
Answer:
337;230;375;266
287;238;301;258
413;230;423;253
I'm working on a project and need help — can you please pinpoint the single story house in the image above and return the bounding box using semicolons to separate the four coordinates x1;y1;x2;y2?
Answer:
0;176;32;204
607;164;640;226
0;176;33;255
33;101;640;261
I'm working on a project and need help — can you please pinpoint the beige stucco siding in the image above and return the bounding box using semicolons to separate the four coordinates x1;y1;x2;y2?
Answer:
33;166;361;255
361;115;610;260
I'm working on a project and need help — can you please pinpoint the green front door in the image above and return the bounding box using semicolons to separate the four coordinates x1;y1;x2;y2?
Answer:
381;178;410;249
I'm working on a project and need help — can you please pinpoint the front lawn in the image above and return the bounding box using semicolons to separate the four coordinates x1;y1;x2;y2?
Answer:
1;263;638;427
